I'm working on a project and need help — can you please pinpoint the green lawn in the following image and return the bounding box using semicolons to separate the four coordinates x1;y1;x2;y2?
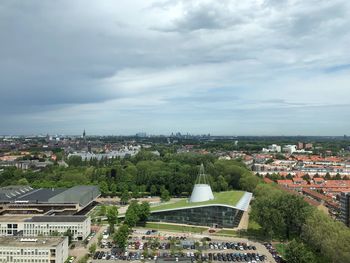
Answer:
215;229;238;236
145;222;207;233
151;191;245;212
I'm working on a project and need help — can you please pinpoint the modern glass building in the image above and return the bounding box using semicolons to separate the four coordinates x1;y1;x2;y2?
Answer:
149;191;252;228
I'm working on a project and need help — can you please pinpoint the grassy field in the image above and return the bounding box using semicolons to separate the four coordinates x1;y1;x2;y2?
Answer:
215;229;238;236
151;191;245;212
145;222;208;233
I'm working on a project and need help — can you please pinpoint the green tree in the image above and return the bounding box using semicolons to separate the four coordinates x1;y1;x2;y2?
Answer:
239;173;259;192
88;243;97;255
64;228;73;245
97;234;103;246
113;224;129;250
285;239;316;263
125;201;140;227
302;209;350;262
120;190;130;205
150;185;158;196
106;206;119;233
99;181;109;195
99;205;107;216
160;189;170;202
138;201;151;222
17;178;29;185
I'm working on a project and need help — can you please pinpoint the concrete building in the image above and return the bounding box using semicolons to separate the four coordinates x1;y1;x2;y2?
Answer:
0;236;68;263
340;192;350;227
262;144;281;153
0;216;91;241
283;145;297;154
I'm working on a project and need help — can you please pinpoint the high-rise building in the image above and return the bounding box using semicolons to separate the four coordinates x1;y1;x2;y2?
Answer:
340;192;350;227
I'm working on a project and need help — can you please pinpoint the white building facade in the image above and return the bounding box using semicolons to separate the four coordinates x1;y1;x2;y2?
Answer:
0;216;90;241
0;236;68;263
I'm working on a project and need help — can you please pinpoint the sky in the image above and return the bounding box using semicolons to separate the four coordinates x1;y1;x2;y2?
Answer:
1;0;350;136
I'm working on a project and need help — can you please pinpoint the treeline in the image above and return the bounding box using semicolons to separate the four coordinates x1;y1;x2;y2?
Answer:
0;151;259;197
251;184;350;262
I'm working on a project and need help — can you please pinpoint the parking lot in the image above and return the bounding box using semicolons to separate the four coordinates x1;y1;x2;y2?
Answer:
91;229;276;263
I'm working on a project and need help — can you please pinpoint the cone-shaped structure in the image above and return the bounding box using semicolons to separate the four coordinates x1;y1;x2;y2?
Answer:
189;164;214;203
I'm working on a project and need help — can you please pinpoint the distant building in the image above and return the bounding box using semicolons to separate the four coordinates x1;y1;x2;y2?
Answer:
283;145;297;154
305;143;313;149
262;144;281;153
297;142;304;150
0;236;68;263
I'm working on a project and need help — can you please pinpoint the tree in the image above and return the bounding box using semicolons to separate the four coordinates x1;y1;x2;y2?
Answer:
285;239;316;263
64;228;73;245
120;190;130;205
113;224;129;250
97;234;103;246
67;155;83;167
138;202;151;222
334;173;342;180
17;178;29;185
251;184;311;239
150;185;158;196
302;209;350;262
160;189;170;202
99;181;109;195
125;201;140;227
302;174;311;181
239;173;259;192
106;206;119;233
99;205;107;216
88;243;97;255
325;172;331;180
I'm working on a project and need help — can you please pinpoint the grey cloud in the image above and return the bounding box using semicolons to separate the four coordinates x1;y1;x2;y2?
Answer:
1;0;350;135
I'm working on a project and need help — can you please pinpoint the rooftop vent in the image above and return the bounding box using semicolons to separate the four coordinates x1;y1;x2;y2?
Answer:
20;238;38;242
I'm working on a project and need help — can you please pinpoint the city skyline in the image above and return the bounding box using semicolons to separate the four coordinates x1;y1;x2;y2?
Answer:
1;0;350;135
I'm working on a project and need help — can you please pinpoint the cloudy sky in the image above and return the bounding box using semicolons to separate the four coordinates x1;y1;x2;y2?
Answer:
1;0;350;135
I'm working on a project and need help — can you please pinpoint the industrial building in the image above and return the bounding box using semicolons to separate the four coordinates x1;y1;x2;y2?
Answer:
0;185;100;215
0;236;68;263
148;164;252;228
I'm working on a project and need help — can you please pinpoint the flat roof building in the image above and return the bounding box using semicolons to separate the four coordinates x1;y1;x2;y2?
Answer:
0;236;68;263
0;185;100;215
0;216;91;241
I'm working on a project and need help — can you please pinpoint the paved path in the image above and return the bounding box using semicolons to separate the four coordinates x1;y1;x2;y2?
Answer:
70;225;107;262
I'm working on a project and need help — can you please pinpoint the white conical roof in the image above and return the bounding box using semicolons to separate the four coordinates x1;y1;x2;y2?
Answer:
189;184;214;203
189;164;214;203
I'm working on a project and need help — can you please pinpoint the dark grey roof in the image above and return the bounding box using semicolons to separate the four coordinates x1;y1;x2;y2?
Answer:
27;215;87;223
48;185;100;207
0;185;100;208
0;186;34;201
17;188;67;202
